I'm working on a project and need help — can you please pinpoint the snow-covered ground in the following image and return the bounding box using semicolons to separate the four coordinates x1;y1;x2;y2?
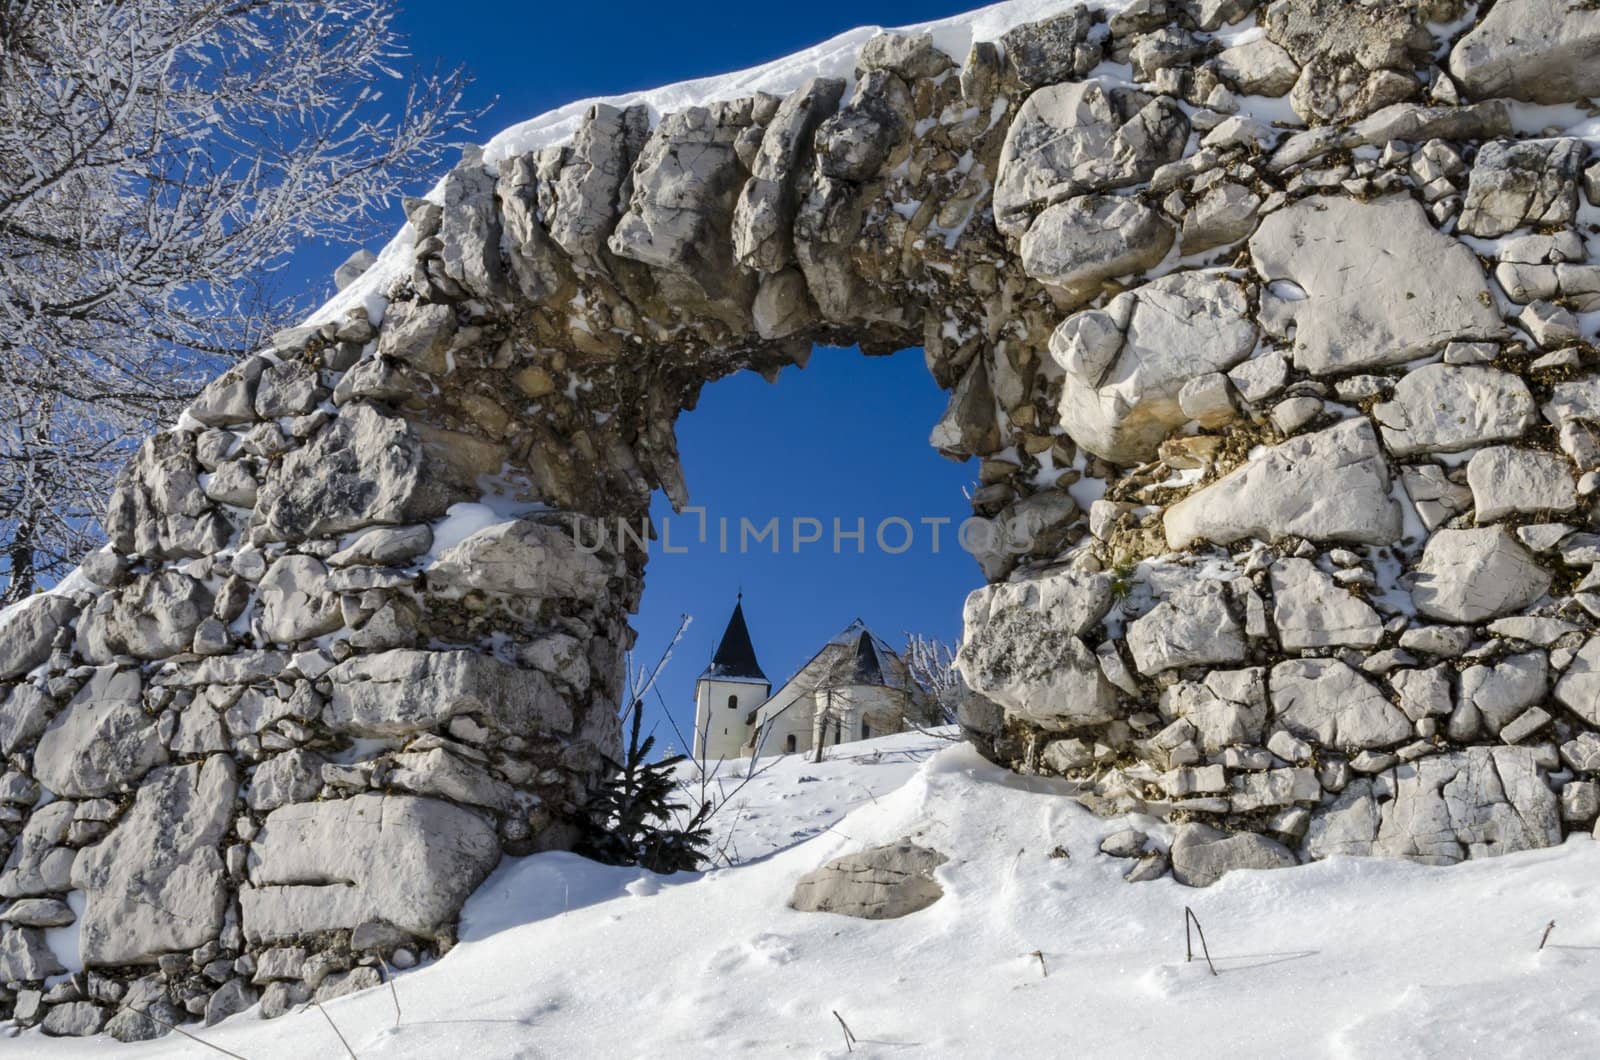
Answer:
16;727;1600;1058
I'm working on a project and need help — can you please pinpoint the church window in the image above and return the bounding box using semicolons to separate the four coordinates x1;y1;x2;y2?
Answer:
727;694;737;710
784;734;796;753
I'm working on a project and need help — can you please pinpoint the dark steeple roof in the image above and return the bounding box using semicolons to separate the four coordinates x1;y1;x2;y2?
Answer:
701;596;768;682
849;629;885;685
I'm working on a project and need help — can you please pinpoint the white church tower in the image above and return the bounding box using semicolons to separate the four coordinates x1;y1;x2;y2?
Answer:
693;596;769;761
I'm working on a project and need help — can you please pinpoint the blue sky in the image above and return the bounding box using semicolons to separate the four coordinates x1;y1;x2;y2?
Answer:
292;1;990;751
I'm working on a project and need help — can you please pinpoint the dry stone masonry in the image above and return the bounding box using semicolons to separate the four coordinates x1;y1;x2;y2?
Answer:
3;0;1600;1037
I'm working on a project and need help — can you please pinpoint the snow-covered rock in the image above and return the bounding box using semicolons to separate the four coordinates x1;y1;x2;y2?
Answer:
789;839;946;919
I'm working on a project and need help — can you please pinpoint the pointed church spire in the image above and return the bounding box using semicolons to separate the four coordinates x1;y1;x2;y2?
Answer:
701;596;767;681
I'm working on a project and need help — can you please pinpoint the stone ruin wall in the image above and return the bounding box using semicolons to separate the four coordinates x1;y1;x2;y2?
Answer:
3;0;1600;1038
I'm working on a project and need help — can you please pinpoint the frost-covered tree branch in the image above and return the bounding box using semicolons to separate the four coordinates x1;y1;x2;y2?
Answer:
904;633;964;726
0;0;476;601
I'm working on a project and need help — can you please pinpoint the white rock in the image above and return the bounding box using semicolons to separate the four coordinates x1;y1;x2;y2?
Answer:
0;595;77;681
240;794;500;942
41;1001;110;1037
1518;299;1582;348
247;750;326;813
1177;372;1237;428
1544;375;1600;431
1019;195;1174;303
1306;780;1384;860
790;840;946;919
733;78;848;272
957;570;1118;728
1170;822;1296;887
1460;652;1549;735
1374;365;1537;457
1501;707;1552;745
102;570;212;660
1249;195;1502;375
386;747;518;813
1231;767;1322;812
1179;180;1263;253
1375;747;1560;863
0;683;55;756
324;650;574;738
1212;38;1300;97
1164;764;1227;797
0;802;75;897
1160;667;1266;752
0;926;66;980
1126;579;1247;676
425;518;611;602
376;301;457;371
1055;271;1257;463
1466;446;1576;522
541;103;648;265
33;667;167;799
254;403;453;540
1449;0;1600;104
1459;139;1583;237
1227;351;1288;404
1272;658;1411;751
327;525;433;568
203;979;258;1027
1487;615;1579;646
1410;527;1551;623
1398;625;1474;657
256;555;343;645
72;756;237;966
1553;636;1600;726
1563;779;1600;822
1165;419;1401;549
993;80;1188;238
333;248;377;291
1400;463;1473;532
1269;558;1383;650
188;357;267;428
1269;396;1322;436
1392;665;1455;722
0;898;75;928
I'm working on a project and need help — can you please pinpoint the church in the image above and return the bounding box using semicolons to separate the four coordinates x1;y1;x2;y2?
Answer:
692;597;935;761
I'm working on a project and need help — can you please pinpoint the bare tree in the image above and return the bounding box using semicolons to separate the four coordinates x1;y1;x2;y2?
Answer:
904;633;964;726
0;0;475;601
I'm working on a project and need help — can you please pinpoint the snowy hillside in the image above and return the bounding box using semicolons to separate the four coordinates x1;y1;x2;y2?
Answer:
15;726;1600;1058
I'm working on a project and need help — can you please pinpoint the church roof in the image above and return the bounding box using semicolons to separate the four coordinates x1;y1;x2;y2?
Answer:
743;617;935;742
700;597;768;682
765;619;908;701
825;618;898;687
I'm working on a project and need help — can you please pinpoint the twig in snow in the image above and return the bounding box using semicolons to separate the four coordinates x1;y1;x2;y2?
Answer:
1184;906;1218;976
314;999;358;1059
379;954;402;1027
1031;950;1048;978
118;1005;250;1060
851;781;880;807
832;1010;857;1053
1540;920;1557;951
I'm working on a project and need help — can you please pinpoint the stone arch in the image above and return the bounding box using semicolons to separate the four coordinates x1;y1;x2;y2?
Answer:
5;0;1600;1036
